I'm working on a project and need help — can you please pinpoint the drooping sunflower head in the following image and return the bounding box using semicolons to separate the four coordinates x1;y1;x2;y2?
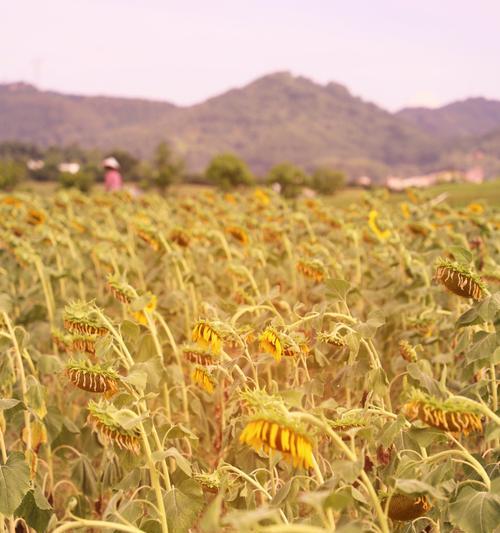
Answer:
52;328;72;352
63;301;109;336
296;258;327;283
70;333;98;355
225;225;249;246
192;319;223;354
238;395;315;470
259;326;284;362
368;210;391;241
191;366;216;394
254;188;270;206
87;400;141;454
182;345;219;366
106;274;137;304
403;388;483;435
466;202;484;215
398;340;417;363
193;471;221;493
385;494;432;521
134;223;161;251
26;208;46;226
169;227;191;247
317;331;347;348
329;414;366;432
131;292;157;325
434;258;486;300
66;360;119;397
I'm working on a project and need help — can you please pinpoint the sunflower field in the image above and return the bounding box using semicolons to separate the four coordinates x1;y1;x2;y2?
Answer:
0;187;499;533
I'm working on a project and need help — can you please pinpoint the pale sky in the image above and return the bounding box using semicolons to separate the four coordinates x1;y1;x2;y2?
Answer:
2;0;499;111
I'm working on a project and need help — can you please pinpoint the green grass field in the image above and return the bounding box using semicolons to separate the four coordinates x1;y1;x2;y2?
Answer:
330;179;500;208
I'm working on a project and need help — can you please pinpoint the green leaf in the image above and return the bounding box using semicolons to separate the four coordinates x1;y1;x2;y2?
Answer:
329;459;362;483
407;361;443;397
0;398;22;410
449;485;500;533
0;452;31;515
325;279;351;301
199;492;223;533
15;487;53;532
26;376;47;419
449;246;472;264
395;478;444;499
164;479;204;533
466;331;498;364
355;310;385;339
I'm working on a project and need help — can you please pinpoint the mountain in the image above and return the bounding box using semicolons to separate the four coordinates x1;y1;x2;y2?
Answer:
1;74;500;176
0;74;440;176
397;97;500;139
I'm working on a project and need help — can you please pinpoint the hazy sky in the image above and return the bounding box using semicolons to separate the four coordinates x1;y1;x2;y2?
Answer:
2;0;499;110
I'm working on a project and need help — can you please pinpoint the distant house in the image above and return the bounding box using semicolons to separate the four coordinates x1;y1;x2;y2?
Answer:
465;166;484;184
27;159;45;171
58;162;81;174
355;176;372;188
386;170;468;191
386;174;437;191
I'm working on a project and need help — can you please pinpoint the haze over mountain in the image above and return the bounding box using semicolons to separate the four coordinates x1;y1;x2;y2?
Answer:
1;73;500;177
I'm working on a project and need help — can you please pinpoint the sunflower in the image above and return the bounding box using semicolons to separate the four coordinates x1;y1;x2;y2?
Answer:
66;360;119;396
135;224;160;251
385;494;431;521
191;366;215;393
296;259;327;283
192;320;223;354
467;202;484;215
87;400;141;454
26;208;46;225
398;340;417;362
403;389;483;435
182;345;219;366
169;227;190;247
131;293;157;325
63;301;109;336
240;418;314;469
368;210;391;241
70;333;98;355
106;274;136;304
434;258;486;300
225;225;249;246
259;327;283;362
400;202;411;220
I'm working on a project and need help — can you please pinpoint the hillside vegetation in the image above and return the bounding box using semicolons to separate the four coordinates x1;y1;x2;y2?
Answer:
2;74;500;176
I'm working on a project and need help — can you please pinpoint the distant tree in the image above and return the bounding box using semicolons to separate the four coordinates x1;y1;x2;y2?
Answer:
153;142;184;190
267;162;310;198
311;167;346;195
58;165;96;192
205;153;254;190
0;159;28;189
0;141;42;161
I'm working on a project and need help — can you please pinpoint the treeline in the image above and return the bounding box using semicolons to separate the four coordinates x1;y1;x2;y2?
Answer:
0;141;346;196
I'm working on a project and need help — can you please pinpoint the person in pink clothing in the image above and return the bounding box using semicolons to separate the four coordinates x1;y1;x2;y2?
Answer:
103;157;123;192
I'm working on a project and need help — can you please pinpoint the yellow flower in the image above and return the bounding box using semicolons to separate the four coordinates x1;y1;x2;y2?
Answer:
192;320;222;354
467;202;484;215
296;259;327;283
259;327;283;362
254;188;270;206
403;389;483;435
225;225;249;246
191;366;215;393
400;202;411;220
132;293;157;325
240;418;314;469
368;210;391;241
